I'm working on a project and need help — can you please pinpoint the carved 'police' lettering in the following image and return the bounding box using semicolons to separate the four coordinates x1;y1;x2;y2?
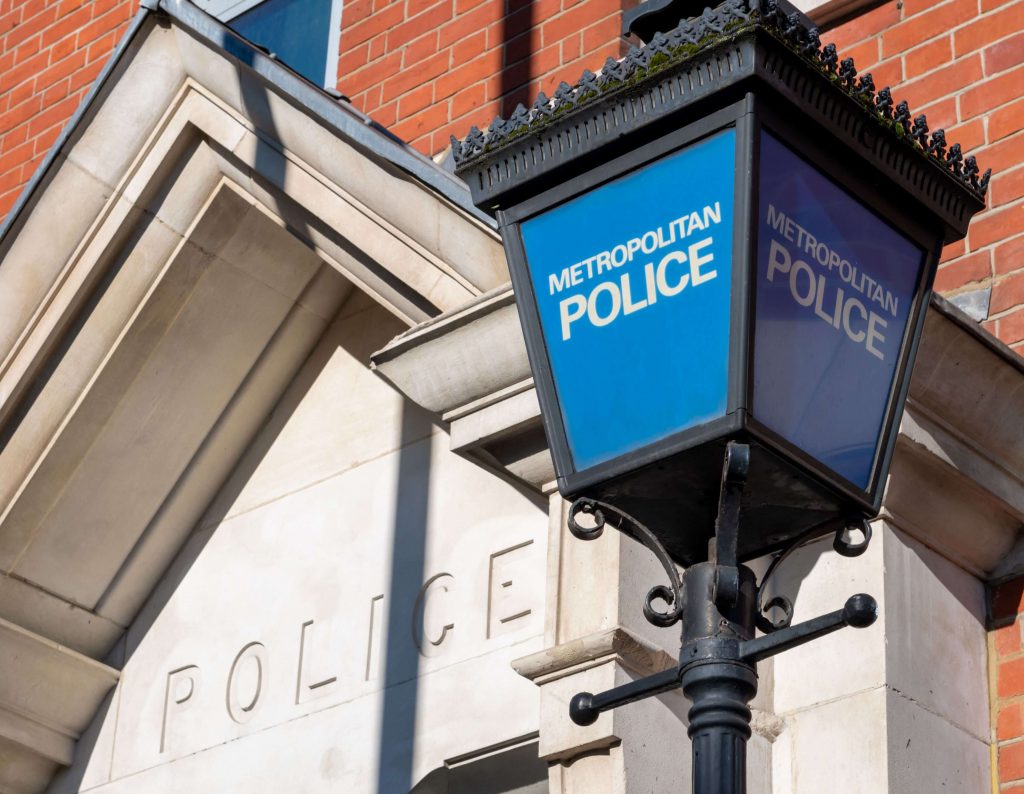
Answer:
161;665;200;754
155;539;540;753
226;642;267;724
412;573;456;658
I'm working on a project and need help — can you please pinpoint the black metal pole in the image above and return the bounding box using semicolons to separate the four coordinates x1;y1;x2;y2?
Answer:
685;662;756;793
679;560;758;794
566;444;878;794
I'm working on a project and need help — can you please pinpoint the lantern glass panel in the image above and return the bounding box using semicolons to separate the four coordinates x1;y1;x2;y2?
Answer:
752;132;925;490
519;129;737;472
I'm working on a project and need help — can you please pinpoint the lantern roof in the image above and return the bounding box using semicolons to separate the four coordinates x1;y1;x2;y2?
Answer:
452;0;989;238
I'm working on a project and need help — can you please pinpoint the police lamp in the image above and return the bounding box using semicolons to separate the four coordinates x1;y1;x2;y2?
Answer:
452;0;989;567
451;0;989;790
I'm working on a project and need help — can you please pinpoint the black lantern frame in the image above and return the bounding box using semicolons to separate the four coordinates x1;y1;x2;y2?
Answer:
454;0;988;565
451;2;991;790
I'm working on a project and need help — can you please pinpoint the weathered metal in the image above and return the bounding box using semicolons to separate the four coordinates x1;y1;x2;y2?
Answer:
568;443;878;794
452;0;989;213
568;498;685;627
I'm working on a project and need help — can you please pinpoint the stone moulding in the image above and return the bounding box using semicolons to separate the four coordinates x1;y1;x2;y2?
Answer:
452;0;989;234
512;627;677;684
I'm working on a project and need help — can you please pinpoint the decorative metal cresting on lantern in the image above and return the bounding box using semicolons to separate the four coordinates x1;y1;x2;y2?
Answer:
452;0;990;790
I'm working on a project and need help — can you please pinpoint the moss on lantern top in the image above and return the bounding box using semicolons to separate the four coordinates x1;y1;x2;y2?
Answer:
451;0;990;199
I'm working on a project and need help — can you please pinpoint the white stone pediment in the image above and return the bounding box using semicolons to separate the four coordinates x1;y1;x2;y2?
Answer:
0;8;523;792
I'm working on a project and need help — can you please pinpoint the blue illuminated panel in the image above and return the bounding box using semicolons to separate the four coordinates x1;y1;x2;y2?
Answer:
521;130;736;472
231;0;336;86
754;133;924;489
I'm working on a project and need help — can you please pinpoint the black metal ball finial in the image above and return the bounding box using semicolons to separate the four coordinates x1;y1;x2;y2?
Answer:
843;593;878;628
569;692;599;726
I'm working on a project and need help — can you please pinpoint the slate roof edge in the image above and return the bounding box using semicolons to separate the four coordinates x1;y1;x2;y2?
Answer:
160;0;493;226
0;0;494;249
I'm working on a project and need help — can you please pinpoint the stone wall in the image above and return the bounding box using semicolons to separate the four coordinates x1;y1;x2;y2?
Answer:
49;292;552;792
828;0;1024;351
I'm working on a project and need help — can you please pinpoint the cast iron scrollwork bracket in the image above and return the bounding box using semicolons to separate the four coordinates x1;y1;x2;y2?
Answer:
710;441;749;610
568;497;684;627
568;441;879;729
755;513;871;633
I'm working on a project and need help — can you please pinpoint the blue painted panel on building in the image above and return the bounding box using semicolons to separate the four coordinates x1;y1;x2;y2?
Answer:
231;0;335;86
754;133;924;489
520;130;736;472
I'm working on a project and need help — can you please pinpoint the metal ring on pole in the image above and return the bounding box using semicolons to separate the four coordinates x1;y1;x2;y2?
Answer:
567;498;606;541
757;595;794;633
568;497;685;627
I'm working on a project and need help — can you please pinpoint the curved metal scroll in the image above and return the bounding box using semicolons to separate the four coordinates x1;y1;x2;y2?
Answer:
833;516;872;558
568;497;684;628
755;515;873;634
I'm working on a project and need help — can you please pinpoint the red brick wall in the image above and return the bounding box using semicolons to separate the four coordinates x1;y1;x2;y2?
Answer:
336;0;631;156
0;0;1022;350
827;0;1024;351
992;578;1024;790
0;0;138;220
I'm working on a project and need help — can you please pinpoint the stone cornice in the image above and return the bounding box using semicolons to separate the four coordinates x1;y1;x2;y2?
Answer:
512;626;677;684
373;290;1024;579
0;617;118;769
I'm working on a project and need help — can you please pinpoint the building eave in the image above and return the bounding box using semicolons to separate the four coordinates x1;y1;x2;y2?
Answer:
930;291;1024;378
155;0;494;227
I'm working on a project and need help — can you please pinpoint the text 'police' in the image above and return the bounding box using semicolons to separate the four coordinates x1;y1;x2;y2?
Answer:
550;202;723;341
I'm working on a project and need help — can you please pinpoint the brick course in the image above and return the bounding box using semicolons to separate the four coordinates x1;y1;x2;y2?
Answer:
0;0;136;220
993;578;1024;789
336;0;631;156
828;0;1024;352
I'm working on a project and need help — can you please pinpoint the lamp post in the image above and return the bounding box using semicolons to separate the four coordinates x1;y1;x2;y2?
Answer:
451;0;990;790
